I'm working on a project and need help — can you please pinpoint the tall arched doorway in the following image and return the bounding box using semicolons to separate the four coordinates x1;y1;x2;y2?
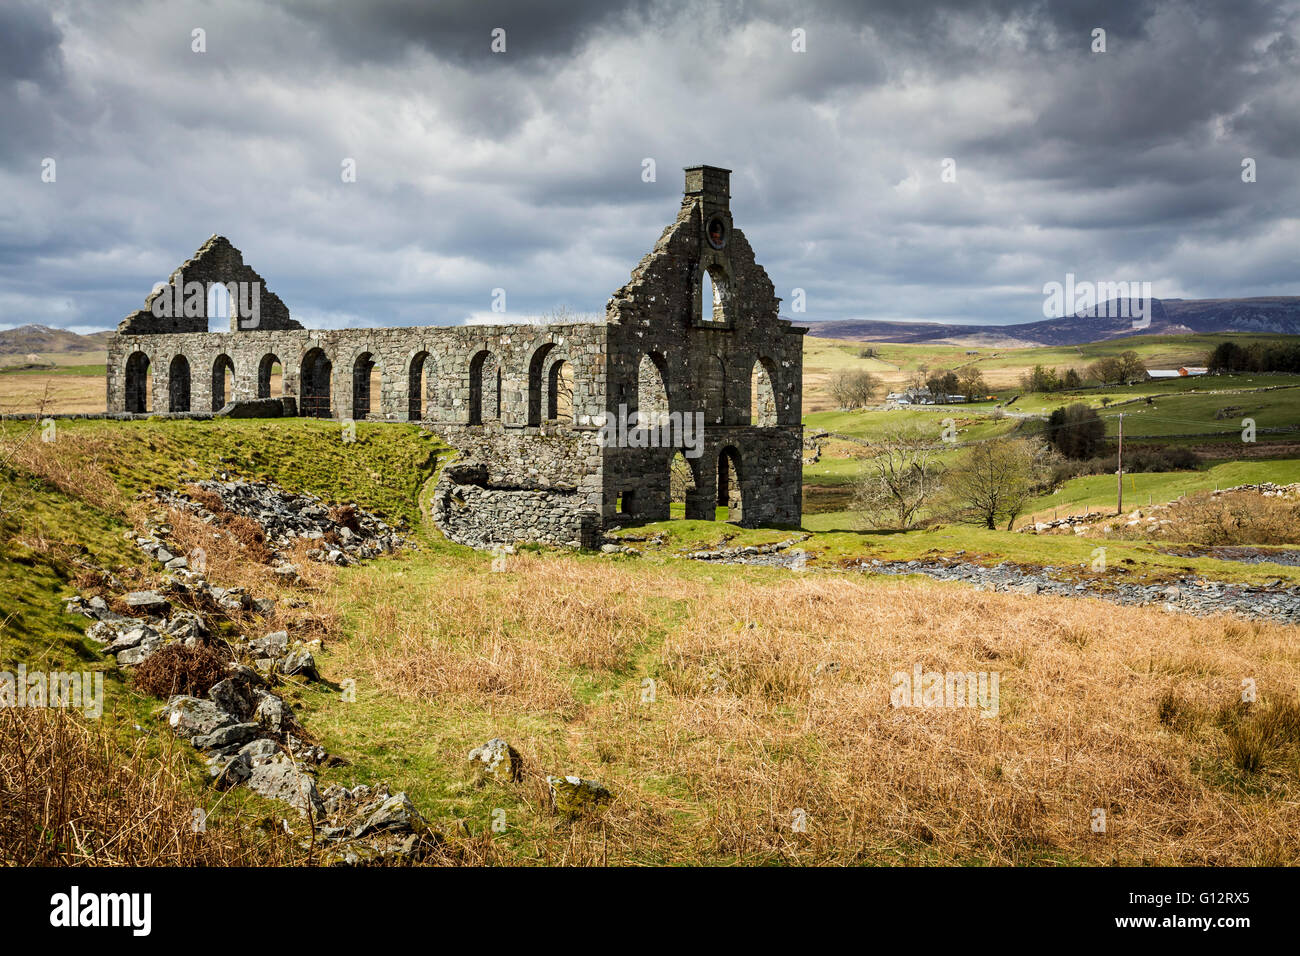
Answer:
548;360;574;422
670;451;696;519
300;348;332;418
408;351;431;421
124;351;151;413
257;354;283;398
211;355;235;411
168;355;191;412
352;352;380;420
468;350;500;425
718;446;743;523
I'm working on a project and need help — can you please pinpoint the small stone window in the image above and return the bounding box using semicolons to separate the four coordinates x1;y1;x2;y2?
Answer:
701;265;731;325
705;215;727;250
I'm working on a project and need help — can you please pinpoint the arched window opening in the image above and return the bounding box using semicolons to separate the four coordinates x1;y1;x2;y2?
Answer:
527;343;556;426
468;350;500;425
300;348;332;418
125;352;151;413
408;351;431;421
636;352;669;428
670;451;696;520
352;352;379;420
701;265;730;324
257;354;283;399
751;358;778;426
168;355;191;413
211;355;235;411
548;360;574;422
207;283;231;333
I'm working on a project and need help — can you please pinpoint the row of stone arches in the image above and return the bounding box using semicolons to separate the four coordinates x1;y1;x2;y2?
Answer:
125;352;249;414
617;445;746;523
634;352;780;427
674;446;744;521
121;342;579;424
122;350;298;415
123;345;777;425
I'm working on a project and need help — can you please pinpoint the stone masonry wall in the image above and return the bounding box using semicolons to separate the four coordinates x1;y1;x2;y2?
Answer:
600;166;805;528
117;236;297;335
108;323;606;426
104;165;804;545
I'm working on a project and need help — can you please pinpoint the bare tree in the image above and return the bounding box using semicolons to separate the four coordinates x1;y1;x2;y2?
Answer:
1087;350;1145;386
944;437;1055;530
853;430;946;529
828;369;880;410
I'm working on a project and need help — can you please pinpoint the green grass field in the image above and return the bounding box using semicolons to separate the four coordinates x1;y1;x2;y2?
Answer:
805;406;1024;443
5;411;1300;866
821;332;1300;386
0;418;446;674
1022;458;1300;517
801;359;1300;519
0;363;107;376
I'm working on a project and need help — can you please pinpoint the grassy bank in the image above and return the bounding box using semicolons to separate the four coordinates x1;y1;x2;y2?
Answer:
3;416;1299;865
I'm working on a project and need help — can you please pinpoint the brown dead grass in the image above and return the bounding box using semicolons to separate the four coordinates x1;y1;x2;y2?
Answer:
0;709;297;865
317;552;1300;865
1157;489;1300;546
152;503;339;637
0;372;104;415
132;643;231;699
320;558;657;718
3;427;127;515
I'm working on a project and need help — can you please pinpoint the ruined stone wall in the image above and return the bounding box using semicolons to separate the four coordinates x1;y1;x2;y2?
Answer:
431;427;604;550
600;166;805;528
104;164;804;545
108;323;606;426
117;236;297;335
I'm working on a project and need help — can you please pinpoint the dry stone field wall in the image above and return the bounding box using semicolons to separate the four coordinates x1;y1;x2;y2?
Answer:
105;166;804;547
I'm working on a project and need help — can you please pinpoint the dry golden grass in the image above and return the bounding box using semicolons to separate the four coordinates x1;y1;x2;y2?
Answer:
314;553;1300;865
149;502;339;631
6;415;1297;865
320;557;658;718
0;372;104;415
2;425;127;516
1156;489;1300;546
0;709;297;865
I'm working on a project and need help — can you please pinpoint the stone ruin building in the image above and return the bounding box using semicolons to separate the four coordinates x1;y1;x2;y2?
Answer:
106;165;805;549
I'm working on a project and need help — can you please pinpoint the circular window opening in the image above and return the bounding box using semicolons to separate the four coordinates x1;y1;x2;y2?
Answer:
705;215;727;250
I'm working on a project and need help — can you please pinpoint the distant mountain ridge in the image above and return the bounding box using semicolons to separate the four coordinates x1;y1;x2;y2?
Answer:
0;324;113;356
803;296;1300;346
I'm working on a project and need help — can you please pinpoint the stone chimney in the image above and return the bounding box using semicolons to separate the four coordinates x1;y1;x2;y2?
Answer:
683;165;731;210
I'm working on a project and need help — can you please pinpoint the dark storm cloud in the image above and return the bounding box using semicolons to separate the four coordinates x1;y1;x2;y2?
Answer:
0;0;66;164
0;0;1297;334
282;0;668;64
0;0;63;84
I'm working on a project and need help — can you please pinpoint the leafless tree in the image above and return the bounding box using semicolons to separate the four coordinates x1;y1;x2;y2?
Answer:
943;437;1055;530
828;369;880;410
853;429;946;529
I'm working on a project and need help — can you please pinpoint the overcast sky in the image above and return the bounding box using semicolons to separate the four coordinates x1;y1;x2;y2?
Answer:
2;0;1297;334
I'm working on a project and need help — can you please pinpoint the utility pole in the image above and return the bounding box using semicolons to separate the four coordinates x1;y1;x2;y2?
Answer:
1116;412;1124;515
